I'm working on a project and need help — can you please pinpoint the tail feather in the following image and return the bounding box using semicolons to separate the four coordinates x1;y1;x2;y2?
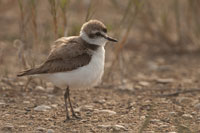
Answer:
17;68;38;77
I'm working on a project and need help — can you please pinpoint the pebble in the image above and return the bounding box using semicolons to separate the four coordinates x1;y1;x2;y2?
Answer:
112;124;128;131
0;101;6;105
147;62;158;70
19;125;27;128
51;104;58;108
156;78;174;83
182;114;193;119
36;127;46;132
150;119;160;123
94;99;106;104
177;97;191;104
160;124;168;128
194;103;200;110
145;131;155;133
98;124;111;128
47;129;55;133
23;101;30;104
35;86;45;91
140;116;146;120
94;109;116;115
169;112;176;116
1;123;14;132
117;83;134;91
34;105;51;112
80;105;94;111
139;81;150;86
98;124;127;131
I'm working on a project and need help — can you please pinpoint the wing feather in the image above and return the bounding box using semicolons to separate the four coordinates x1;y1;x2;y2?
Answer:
17;37;92;76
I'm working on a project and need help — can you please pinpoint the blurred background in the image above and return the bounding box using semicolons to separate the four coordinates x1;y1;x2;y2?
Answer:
1;0;200;80
1;0;200;132
1;0;200;91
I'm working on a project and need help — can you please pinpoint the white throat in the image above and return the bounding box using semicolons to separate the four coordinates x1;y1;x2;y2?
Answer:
80;31;107;46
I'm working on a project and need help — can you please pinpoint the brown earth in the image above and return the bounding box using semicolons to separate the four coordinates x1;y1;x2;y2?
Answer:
1;51;200;133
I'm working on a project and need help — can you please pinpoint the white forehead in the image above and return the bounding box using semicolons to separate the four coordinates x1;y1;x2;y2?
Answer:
80;31;107;46
91;30;106;36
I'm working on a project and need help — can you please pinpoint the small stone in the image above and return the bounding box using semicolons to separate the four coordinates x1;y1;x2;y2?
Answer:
177;97;191;104
145;131;155;133
80;119;88;123
160;124;168;128
95;109;116;115
91;119;99;122
194;103;200;110
18;82;24;85
19;125;27;128
112;124;128;131
97;124;111;128
36;127;46;132
182;114;193;119
156;78;174;83
35;86;45;91
117;83;134;91
147;62;158;70
1;123;14;132
23;101;30;104
150;119;160;123
80;105;94;111
139;81;150;86
34;105;51;112
0;101;6;105
51;104;58;108
47;129;55;133
169;112;176;116
94;99;106;104
140;116;146;120
134;85;142;90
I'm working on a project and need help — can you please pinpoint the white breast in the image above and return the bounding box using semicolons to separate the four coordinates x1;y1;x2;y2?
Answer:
43;46;105;89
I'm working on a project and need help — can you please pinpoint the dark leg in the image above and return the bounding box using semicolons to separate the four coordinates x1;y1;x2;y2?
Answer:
66;87;80;119
64;86;70;121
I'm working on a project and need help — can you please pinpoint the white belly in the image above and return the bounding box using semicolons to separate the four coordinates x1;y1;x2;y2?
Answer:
43;47;105;89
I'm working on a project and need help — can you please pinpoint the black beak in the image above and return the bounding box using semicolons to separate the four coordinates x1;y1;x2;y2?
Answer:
101;34;118;42
105;36;118;42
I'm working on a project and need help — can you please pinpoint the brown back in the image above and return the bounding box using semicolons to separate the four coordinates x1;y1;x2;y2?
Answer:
17;37;94;76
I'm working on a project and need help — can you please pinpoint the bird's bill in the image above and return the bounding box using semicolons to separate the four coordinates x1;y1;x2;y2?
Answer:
105;36;118;42
100;33;117;42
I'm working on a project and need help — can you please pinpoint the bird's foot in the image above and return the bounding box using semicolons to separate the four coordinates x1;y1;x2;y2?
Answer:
64;116;71;122
72;113;81;119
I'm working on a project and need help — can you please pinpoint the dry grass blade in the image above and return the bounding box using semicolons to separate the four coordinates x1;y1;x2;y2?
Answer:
59;0;70;36
106;17;134;81
48;0;58;39
85;0;97;22
18;0;26;40
29;0;38;43
106;0;143;81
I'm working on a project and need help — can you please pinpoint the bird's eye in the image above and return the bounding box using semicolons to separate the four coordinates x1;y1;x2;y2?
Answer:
95;32;101;36
102;28;107;33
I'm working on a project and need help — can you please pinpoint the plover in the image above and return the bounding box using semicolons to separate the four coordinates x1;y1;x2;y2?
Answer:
17;20;117;121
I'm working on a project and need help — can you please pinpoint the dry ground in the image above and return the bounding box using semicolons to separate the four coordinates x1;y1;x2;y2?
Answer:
1;51;200;133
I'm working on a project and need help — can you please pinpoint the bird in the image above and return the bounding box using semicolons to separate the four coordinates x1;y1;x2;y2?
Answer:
17;20;118;121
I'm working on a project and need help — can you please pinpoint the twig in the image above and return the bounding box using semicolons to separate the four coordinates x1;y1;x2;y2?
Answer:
154;88;200;97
